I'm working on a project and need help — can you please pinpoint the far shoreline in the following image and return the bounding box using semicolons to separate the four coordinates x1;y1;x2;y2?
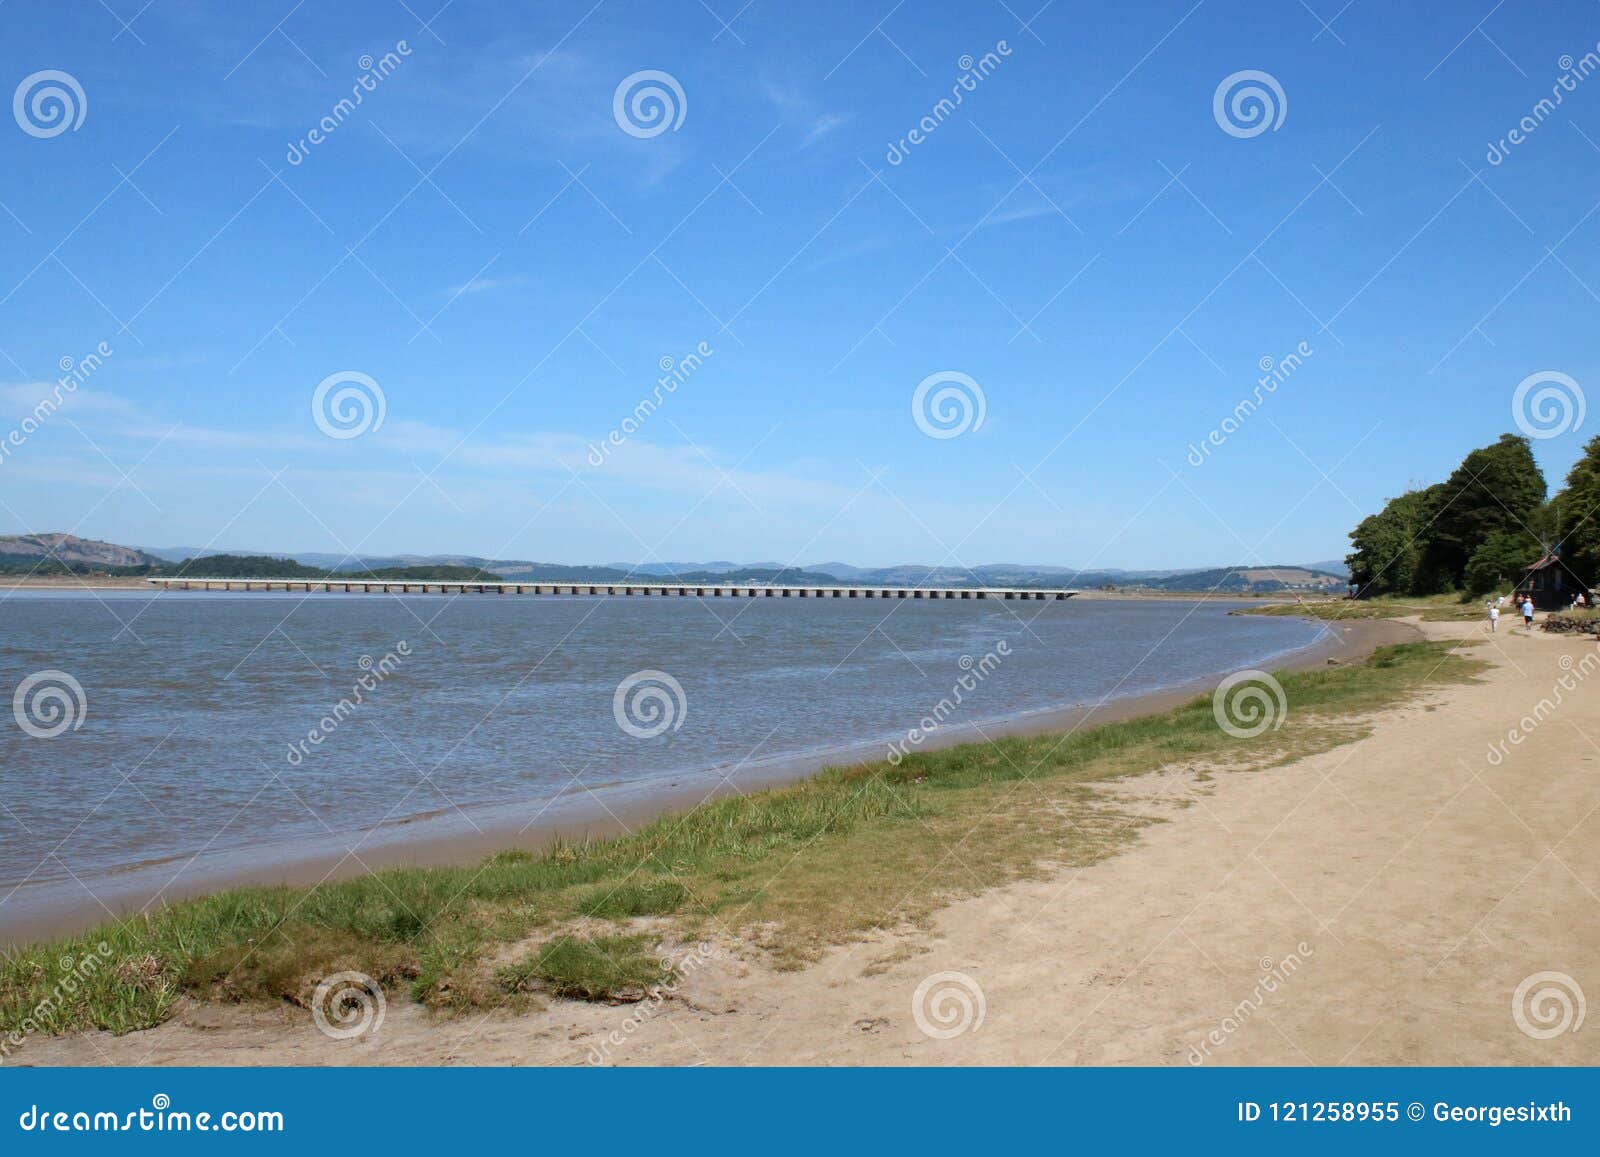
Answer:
0;608;1410;949
0;575;1347;602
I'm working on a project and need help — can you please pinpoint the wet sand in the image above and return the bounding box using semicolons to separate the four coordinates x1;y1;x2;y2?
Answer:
0;614;1403;948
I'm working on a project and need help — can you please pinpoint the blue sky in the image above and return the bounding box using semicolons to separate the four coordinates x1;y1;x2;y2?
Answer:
1;0;1597;569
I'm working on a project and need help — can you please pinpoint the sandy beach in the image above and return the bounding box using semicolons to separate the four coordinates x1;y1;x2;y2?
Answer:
21;614;1598;1066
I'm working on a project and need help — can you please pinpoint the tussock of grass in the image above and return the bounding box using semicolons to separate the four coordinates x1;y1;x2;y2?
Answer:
0;641;1483;1039
576;880;691;918
498;935;667;1001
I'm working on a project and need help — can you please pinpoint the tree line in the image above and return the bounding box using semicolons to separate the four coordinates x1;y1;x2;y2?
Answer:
1349;432;1600;597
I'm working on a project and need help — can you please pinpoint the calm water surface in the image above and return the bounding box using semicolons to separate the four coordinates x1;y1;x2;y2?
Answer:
0;591;1326;892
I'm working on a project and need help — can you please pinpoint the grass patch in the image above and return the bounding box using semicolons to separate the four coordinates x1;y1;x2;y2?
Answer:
497;935;667;1001
576;880;691;918
1246;595;1490;622
0;640;1484;1039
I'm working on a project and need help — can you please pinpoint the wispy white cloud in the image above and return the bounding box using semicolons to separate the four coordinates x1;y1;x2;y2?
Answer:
760;75;850;153
973;199;1059;231
801;111;851;147
805;233;895;272
444;272;529;297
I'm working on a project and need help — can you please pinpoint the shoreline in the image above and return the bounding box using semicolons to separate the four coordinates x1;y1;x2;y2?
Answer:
0;576;1344;602
0;614;1411;949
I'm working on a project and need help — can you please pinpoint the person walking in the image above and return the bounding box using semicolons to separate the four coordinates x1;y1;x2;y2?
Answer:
1522;595;1535;630
1489;602;1499;632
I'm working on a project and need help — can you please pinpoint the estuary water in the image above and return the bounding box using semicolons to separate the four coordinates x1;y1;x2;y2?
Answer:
0;590;1326;924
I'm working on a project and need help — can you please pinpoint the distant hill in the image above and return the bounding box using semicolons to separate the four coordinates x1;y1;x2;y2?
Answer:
1138;566;1347;592
0;533;169;575
672;567;844;585
146;547;530;574
0;533;165;571
0;542;505;582
1302;559;1351;579
166;556;504;581
165;554;326;578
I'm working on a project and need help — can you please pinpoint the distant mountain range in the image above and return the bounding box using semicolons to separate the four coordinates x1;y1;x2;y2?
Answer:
121;540;1347;591
0;534;1349;591
0;535;1352;591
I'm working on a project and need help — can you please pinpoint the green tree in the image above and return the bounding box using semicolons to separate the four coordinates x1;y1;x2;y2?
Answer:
1547;434;1600;583
1419;434;1546;592
1463;529;1541;595
1347;485;1440;597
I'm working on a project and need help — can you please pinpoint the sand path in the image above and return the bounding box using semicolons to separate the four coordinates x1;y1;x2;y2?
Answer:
22;619;1600;1066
